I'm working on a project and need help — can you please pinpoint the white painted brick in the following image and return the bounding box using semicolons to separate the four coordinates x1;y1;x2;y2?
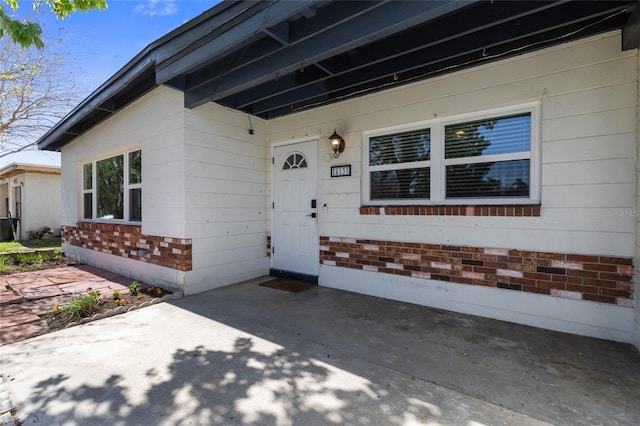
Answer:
550;289;582;300
411;271;431;279
497;269;523;278
485;248;509;256
617;298;634;307
323;260;336;266
363;265;379;272
336;252;349;258
461;271;485;279
386;263;404;270
550;260;584;270
363;245;380;251
431;262;452;270
402;253;421;260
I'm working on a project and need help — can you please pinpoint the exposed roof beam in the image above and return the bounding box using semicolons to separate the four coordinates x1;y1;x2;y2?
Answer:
184;0;475;108
623;2;640;50
264;21;290;46
176;1;385;96
227;0;565;110
262;13;626;119
156;0;320;85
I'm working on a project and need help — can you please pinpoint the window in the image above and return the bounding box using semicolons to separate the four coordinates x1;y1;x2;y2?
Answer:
363;104;539;205
14;186;21;218
82;149;142;222
283;152;308;169
369;128;430;200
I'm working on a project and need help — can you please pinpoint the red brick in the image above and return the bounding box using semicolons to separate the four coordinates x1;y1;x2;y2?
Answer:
536;252;565;260
599;273;632;282
599;256;633;265
567;269;598;279
523;272;551;281
566;254;598;262
523;286;550;295
599;288;631;298
509;277;537;287
582;294;616;304
567;284;598;294
583;263;618;272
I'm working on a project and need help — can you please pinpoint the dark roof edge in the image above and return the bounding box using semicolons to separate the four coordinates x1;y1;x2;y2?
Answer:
37;0;245;151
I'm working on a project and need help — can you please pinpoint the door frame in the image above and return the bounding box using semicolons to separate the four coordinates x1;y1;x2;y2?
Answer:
270;137;320;283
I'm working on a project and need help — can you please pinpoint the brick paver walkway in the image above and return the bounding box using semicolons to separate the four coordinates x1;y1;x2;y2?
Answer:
0;265;133;345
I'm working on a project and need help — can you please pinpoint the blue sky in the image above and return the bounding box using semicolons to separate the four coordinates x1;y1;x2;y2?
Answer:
34;0;218;95
1;0;218;166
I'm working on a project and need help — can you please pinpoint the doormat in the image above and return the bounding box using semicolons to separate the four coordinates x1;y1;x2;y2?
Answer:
259;278;315;293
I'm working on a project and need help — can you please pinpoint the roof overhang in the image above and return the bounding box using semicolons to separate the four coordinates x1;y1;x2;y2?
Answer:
0;163;61;179
38;0;639;152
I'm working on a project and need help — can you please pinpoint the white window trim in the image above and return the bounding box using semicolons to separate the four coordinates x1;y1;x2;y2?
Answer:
80;148;142;223
362;102;541;206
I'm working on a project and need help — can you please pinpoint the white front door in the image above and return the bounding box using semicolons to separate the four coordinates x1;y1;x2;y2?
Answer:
272;140;319;278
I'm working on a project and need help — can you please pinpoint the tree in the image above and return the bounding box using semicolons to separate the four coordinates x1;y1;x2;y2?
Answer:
1;0;107;48
0;37;81;156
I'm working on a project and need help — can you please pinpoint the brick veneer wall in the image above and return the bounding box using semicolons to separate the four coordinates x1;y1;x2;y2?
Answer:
360;204;541;216
63;223;192;271
320;236;634;307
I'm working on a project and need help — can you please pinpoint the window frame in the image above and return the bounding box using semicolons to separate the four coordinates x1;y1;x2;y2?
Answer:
81;148;142;223
362;102;541;206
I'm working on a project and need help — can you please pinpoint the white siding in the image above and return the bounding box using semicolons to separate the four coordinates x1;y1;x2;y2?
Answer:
265;31;637;342
182;102;269;294
61;86;187;236
21;173;61;238
268;31;637;257
61;87;189;289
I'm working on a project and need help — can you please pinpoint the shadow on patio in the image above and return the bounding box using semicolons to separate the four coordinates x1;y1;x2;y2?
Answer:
1;276;639;425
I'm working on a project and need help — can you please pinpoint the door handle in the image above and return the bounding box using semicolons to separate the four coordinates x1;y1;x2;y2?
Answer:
306;212;317;218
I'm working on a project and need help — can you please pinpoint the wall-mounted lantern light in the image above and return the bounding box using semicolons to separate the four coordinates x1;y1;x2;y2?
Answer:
329;129;345;158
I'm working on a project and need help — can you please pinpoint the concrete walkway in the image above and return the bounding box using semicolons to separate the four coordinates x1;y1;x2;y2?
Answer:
1;276;639;425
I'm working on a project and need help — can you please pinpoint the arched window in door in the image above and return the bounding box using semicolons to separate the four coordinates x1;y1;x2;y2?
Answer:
282;152;308;170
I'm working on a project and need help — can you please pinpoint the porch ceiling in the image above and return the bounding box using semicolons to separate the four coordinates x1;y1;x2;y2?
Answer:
161;0;636;119
38;0;639;151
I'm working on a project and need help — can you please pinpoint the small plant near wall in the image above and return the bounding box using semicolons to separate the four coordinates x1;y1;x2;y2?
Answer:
112;289;121;301
54;290;104;320
129;280;140;296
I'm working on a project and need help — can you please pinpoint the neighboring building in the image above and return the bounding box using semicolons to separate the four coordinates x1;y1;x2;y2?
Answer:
37;1;640;347
0;163;61;240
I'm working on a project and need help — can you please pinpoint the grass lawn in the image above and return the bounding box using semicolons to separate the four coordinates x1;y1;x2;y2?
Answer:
0;238;62;253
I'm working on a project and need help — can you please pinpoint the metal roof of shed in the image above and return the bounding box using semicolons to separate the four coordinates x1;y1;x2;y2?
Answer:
38;0;640;152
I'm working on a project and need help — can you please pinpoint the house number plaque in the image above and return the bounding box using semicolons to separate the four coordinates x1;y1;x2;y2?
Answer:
331;164;351;177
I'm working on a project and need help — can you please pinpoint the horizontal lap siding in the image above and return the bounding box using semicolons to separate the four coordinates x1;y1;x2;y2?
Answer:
183;103;269;291
267;31;637;257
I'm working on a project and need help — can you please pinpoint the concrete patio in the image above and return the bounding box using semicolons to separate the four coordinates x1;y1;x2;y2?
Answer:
1;275;639;425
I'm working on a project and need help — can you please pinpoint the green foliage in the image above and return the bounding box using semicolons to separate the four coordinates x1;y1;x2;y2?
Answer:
0;255;9;273
128;280;140;296
0;0;107;49
0;238;61;252
0;250;61;273
57;290;103;319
